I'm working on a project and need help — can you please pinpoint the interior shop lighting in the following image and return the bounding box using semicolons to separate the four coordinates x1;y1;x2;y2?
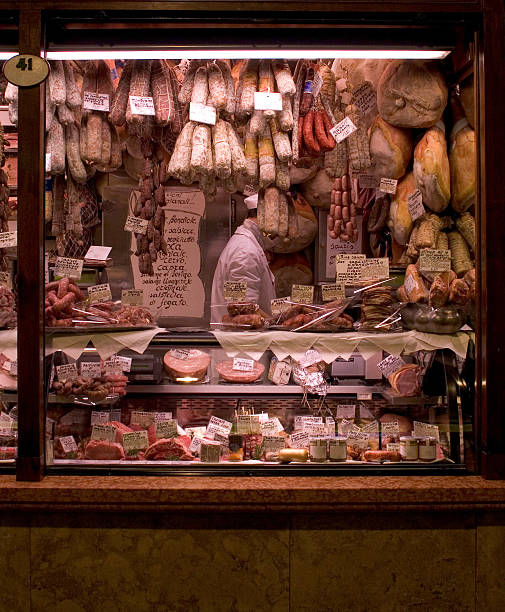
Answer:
45;49;451;60
0;52;17;60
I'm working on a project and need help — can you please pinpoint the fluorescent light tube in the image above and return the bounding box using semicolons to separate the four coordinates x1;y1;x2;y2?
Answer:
46;49;450;60
0;52;17;60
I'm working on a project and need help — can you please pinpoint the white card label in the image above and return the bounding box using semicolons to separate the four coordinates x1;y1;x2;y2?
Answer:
289;431;310;449
379;178;398;195
91;424;115;441
90;411;110;425
59;435;78;454
419;249;452;273
54;257;83;280
154;420;178;439
407;189;425;222
271;298;290;316
387;442;401;452
271;360;291;385
346;430;369;448
335;253;366;283
381;422;400;437
83;92;110;112
56;363;78;382
0;231;17;248
261;417;284;434
254;91;282;111
129;96;155;116
223;281;247;302
339;419;360;436
359;174;380;189
84;245;112;261
80;362;102;379
103;359;123;375
113;356;132;373
130;411;154;427
232;358;254;372
124;216;149;234
378;355;406;379
360;257;390;282
121;289;144;306
189;102;217;125
122;430;149;454
413;421;440;442
329;116;357;144
294;416;323;430
87;283;112;304
291;284;314;304
337;404;356;419
154;412;173;422
321;283;346;302
206;416;233;437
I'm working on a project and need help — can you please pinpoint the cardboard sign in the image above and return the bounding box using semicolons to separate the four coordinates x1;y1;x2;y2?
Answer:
419;249;452;273
121;289;144;306
254;91;282;111
330;116;357;144
83;92;110;112
129;96;155;116
189;102;217;125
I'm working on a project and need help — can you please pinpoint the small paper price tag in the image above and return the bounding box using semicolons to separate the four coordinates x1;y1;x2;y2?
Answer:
59;435;78;454
378;355;406;379
413;421;440;442
291;284;314;304
419;249;452;273
91;424;116;441
206;416;233;437
358;174;380;189
379;178;398;195
223;281;247;302
361;420;379;434
84;245;112;261
83;92;110;112
121;289;144;306
404;274;416;296
254;91;283;111
335;253;366;283
329;116;357;144
294;416;323;430
232;358;254;372
155;420;178;439
129;96;155;116
312;72;323;99
113;356;132;373
289;431;310;449
130;411;155;428
124;216;149;234
353;81;377;117
189;436;203;455
303;422;327;436
155;412;173;422
87;283;112;304
261;417;284;434
122;430;149;455
271;360;291;385
56;363;78;382
189;102;217;125
271;298;290;316
321;283;346;302
381;421;400;437
0;231;17;248
80;362;102;379
337;404;356;419
346;430;370;448
169;348;190;361
339;419;360;436
90;411;110;425
407;189;425;222
103;359;123;375
387;442;401;452
54;257;83;280
263;436;286;452
45;153;51;172
360;257;390;282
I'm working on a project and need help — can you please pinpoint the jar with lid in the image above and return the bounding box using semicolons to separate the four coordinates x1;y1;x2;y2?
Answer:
328;437;347;462
309;438;327;462
399;436;418;461
417;436;436;462
228;434;244;462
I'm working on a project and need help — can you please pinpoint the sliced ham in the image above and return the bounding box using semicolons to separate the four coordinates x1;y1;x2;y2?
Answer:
388;364;422;397
143;437;194;461
163;349;210;381
216;359;264;383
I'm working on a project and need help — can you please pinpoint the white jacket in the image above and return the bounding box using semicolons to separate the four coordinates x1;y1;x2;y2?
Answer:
210;219;276;322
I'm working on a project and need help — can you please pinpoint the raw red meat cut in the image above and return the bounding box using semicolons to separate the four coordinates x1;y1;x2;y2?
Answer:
105;421;134;443
143;437;194;461
163;349;210;381
216;359;264;383
85;439;125;460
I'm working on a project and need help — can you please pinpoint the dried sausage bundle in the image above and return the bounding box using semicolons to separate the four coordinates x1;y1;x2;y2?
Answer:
327;169;359;242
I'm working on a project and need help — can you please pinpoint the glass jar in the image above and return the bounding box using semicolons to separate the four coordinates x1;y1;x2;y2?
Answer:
417;436;437;462
328;437;347;462
309;438;327;462
228;434;244;462
400;436;419;461
200;440;221;463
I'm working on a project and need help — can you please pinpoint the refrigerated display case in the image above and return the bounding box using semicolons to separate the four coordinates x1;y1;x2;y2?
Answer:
10;3;505;479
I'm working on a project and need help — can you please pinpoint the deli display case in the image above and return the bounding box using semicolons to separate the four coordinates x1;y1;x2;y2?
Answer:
9;3;505;480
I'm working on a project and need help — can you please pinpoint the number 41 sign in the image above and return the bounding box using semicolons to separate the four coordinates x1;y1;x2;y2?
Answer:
3;54;50;88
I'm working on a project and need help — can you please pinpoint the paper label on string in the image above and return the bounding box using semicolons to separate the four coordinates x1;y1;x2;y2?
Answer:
379;178;398;194
90;411;110;425
91;424;116;442
232;358;254;372
83;92;110;112
54;257;83;280
189;102;217;125
289;431;310;449
87;283;112;304
360;258;390;282
254;91;283;111
0;231;17;248
419;249;452;273
353;81;377;117
312;73;323;99
413;421;440;442
321;283;345;302
59;435;78;454
329;116;357;144
359;174;380;189
122;430;149;455
337;404;356;419
378;355;406;379
381;421;400;437
80;362;102;379
169;348;190;361
271;360;291;385
223;281;247;302
290;284;314;304
407;189;425;222
56;363;78;382
84;245;111;261
271;298;290;316
129;96;155;116
155;420;178;439
121;289;144;306
335;253;366;283
124;215;149;234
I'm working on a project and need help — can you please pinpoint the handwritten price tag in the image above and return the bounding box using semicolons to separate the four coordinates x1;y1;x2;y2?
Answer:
378;355;406;379
419;249;451;273
335;253;366;283
291;284;314;304
359;174;380;189
56;363;78;382
330;116;357;144
124;216;148;234
321;283;346;302
232;358;254;372
0;232;17;248
83;92;110;112
379;178;398;195
121;289;144;306
59;435;78;454
54;257;83;280
80;362;102;379
129;96;155;116
87;283;112;304
408;189;425;222
224;281;247;302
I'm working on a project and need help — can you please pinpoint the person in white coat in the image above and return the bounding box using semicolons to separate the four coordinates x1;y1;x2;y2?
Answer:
210;194;277;323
